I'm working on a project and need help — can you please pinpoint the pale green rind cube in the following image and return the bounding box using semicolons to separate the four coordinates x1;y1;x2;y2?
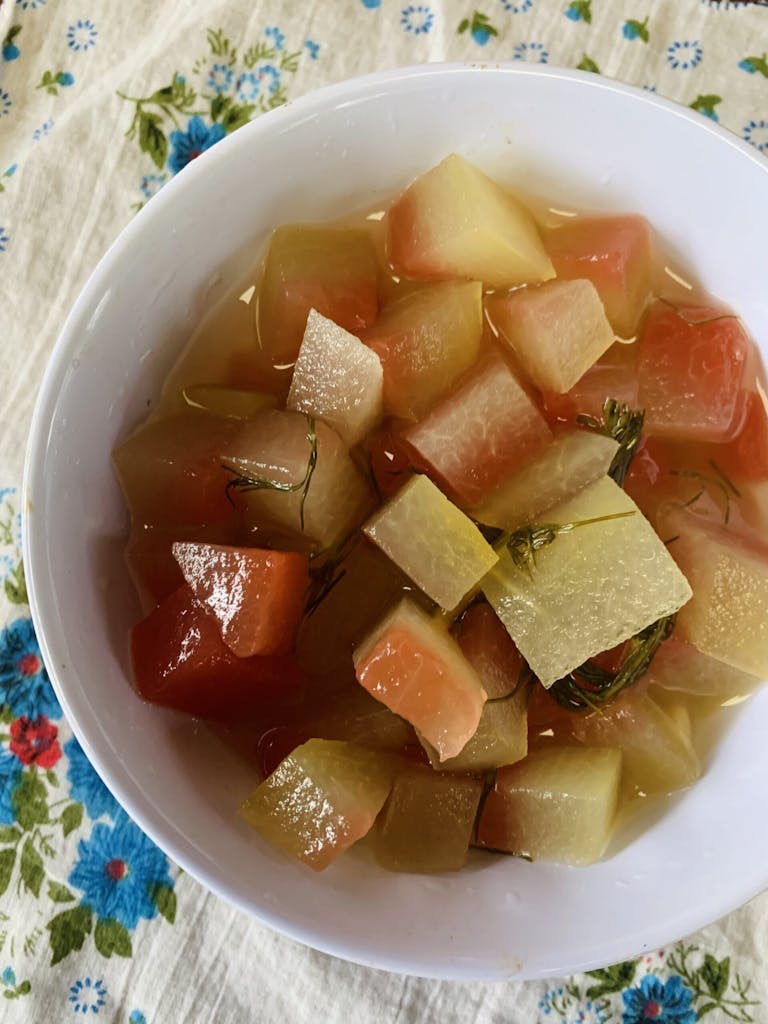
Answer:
364;474;498;610
419;690;527;772
483;476;692;687
472;431;619;530
287;309;383;447
375;769;483;873
645;637;761;700
476;746;621;866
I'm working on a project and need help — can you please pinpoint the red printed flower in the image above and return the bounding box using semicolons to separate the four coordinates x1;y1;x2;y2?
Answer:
10;715;62;768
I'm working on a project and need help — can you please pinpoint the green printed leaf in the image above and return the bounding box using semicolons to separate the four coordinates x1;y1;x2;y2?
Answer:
577;54;600;73
47;880;75;903
220;103;255;133
94;917;132;959
700;954;730;1000
741;54;768;77
60;802;83;837
690;94;722;119
138;111;168;170
458;18;470;33
13;770;49;831
0;826;20;844
45;770;58;787
19;838;44;897
585;959;637;998
0;849;15;897
3;25;22;48
149;882;177;924
47;906;93;966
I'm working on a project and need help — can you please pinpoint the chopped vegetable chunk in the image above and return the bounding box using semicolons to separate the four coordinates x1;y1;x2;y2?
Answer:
240;739;397;871
363;474;498;610
362;280;483;420
488;279;616;394
638;302;748;442
476;746;621;865
353;598;487;762
543;342;639;426
387;153;555;287
257;225;378;363
172;542;309;656
724;387;768;481
483;477;692;687
222;409;373;549
404;350;552;506
544;215;652;337
664;508;768;677
375;768;482;872
287;309;383;446
131;585;303;719
472;430;618;529
645;636;760;700
182;386;277;419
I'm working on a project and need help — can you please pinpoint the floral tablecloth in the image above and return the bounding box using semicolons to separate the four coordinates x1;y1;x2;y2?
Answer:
1;1;767;1021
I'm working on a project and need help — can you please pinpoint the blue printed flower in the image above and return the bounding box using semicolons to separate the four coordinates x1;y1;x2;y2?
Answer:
0;90;11;117
743;119;768;154
207;62;233;95
257;63;280;95
129;1012;147;1024
0;228;8;253
401;4;435;34
305;39;320;60
66;19;98;52
622;974;696;1024
0;968;13;987
3;165;16;180
0;618;61;720
65;737;120;821
666;40;703;70
15;0;45;8
500;0;533;11
0;750;22;825
32;118;54;141
2;26;21;61
361;0;382;7
565;1;591;23
513;41;549;63
69;813;173;930
56;71;74;87
623;17;650;42
168;116;226;175
234;72;262;103
69;977;107;1014
139;173;167;200
265;26;285;51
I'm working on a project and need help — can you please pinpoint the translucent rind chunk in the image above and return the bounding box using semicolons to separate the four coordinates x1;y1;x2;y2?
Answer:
287;309;383;447
568;692;700;795
375;769;483;873
476;746;621;866
363;474;498;610
388;154;555;288
483;477;693;687
488;279;616;394
353;598;487;762
404;350;552;507
645;636;761;700
419;695;527;773
665;510;768;678
222;409;374;550
240;739;397;871
182;386;277;420
363;280;483;421
472;431;619;530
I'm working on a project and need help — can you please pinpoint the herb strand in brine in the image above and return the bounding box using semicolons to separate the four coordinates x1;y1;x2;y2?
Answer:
504;511;637;577
548;614;676;712
305;531;361;617
669;459;740;525
222;414;318;531
577;398;645;486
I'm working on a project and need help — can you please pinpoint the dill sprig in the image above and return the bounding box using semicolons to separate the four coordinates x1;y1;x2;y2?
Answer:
305;532;360;617
670;459;741;524
577;398;645;486
505;511;637;577
657;296;740;327
222;414;318;531
548;614;676;712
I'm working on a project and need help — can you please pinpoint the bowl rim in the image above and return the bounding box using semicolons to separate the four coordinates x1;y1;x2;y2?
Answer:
22;61;768;981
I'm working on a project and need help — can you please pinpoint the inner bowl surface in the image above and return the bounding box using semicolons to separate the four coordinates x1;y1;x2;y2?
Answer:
23;64;768;981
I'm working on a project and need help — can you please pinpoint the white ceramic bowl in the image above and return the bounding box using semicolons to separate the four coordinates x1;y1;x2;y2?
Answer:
24;64;768;981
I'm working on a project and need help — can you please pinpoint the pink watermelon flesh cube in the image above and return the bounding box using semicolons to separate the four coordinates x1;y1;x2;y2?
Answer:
544;215;652;338
257;225;379;364
638;302;748;442
221;409;374;550
353;598;487;762
487;278;615;394
240;739;398;871
723;387;768;482
113;412;241;530
661;506;768;678
172;542;309;657
287;309;383;447
543;341;639;426
404;350;552;506
361;280;483;420
387;153;555;288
